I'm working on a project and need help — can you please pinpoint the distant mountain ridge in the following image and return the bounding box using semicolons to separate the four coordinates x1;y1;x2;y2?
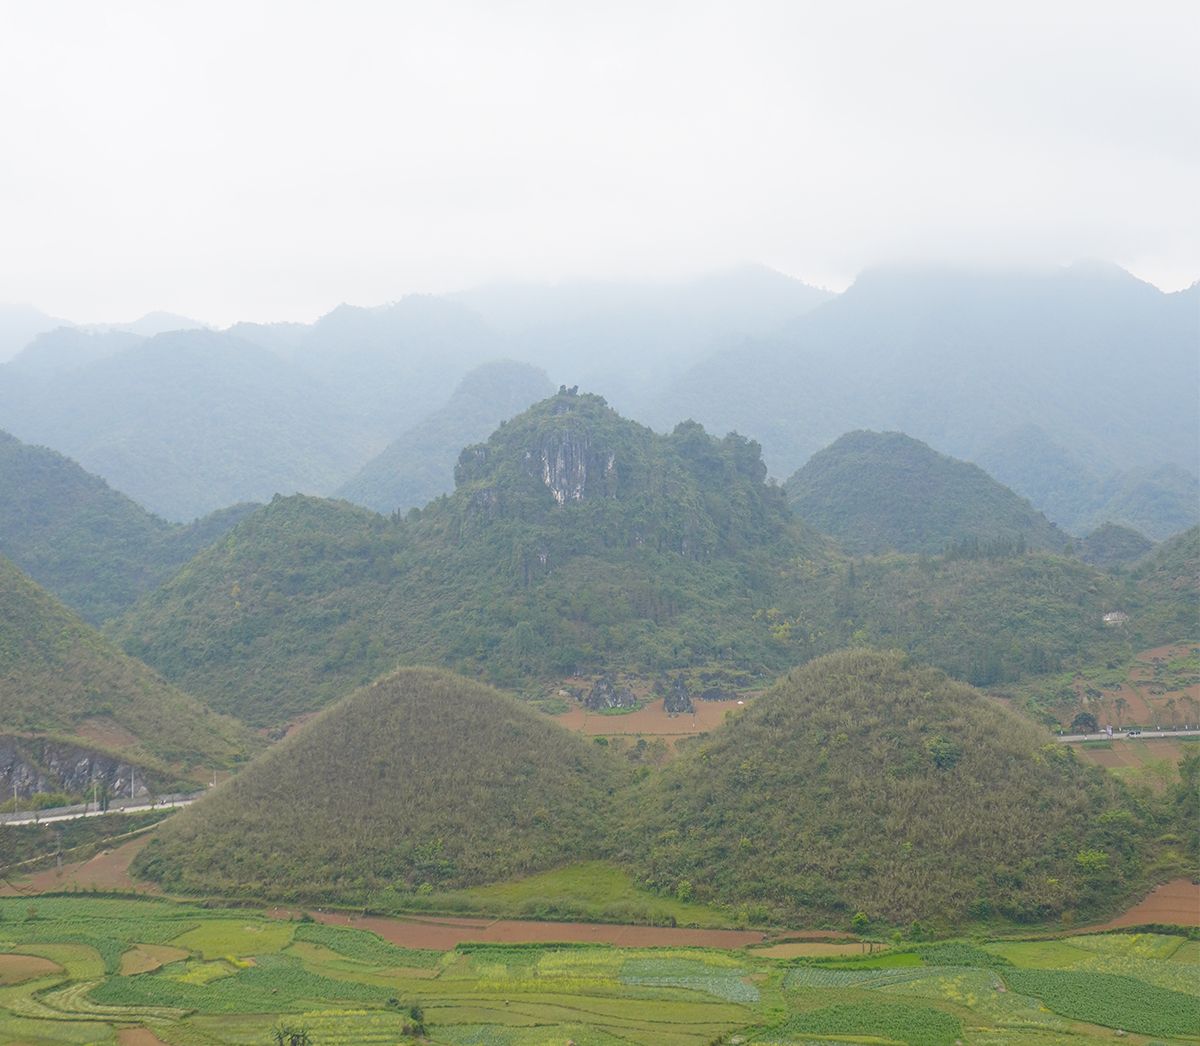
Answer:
335;360;555;514
785;430;1071;555
0;329;379;520
652;264;1199;523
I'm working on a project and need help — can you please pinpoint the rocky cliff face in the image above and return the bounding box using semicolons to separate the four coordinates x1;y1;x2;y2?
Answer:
583;675;638;711
0;736;159;799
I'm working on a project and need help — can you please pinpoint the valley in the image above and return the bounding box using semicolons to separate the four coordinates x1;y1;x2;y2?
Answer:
1;276;1196;1045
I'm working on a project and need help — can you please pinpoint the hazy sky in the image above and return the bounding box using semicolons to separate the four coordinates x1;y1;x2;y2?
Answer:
1;1;1197;325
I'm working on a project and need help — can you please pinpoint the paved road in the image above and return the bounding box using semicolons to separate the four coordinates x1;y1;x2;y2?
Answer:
0;794;200;828
1058;728;1200;743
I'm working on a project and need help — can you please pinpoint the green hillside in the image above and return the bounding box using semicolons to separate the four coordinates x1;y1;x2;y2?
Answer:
113;390;1196;727
0;555;252;769
621;649;1161;926
335;359;554;513
1079;521;1154;568
0;429;257;622
115;390;827;724
785;430;1071;555
134;667;628;900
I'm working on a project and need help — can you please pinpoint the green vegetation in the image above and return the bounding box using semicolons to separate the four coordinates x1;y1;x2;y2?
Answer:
620;650;1163;926
0;810;169;875
784;429;1071;555
111;391;1197;726
765;1000;961;1045
0;555;253;769
413;861;737;926
114;391;830;724
134;668;630;900
1;896;1194;1045
1079;521;1154;568
1002;969;1199;1036
0;428;257;622
136;652;1177;930
335;360;554;514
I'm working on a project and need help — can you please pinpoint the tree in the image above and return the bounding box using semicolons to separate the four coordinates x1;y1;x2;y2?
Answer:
1113;696;1129;726
1069;711;1099;734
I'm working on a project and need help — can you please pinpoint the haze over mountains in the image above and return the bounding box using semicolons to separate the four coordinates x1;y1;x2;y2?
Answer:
1;262;1194;541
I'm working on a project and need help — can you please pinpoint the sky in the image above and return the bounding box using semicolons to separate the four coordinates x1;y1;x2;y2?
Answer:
1;0;1197;326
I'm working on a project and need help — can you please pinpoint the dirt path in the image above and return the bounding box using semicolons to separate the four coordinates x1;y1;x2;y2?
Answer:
117;1029;172;1046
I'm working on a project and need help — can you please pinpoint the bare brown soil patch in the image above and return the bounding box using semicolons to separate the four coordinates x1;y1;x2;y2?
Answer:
119;943;190;975
552;697;747;742
1064;642;1200;730
1088;878;1200;930
74;717;141;750
0;835;157;896
292;910;764;950
117;1029;172;1046
0;952;63;984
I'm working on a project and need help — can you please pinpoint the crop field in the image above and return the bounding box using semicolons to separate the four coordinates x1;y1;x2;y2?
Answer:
1020;642;1200;741
1;898;1198;1044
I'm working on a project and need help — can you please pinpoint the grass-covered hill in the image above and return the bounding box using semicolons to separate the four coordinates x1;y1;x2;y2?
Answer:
114;390;828;724
785;430;1071;555
620;649;1161;927
0;555;252;769
0;429;257;622
134;667;629;900
335;360;554;514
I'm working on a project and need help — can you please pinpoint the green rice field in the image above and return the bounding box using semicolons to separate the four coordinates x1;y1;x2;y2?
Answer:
0;896;1197;1044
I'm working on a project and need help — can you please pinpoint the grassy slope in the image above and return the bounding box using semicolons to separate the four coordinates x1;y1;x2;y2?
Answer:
0;555;252;769
785;429;1072;555
134;668;630;899
620;649;1162;927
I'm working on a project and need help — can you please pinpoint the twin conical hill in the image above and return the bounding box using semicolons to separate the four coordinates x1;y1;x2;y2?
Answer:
785;430;1071;555
0;555;253;771
134;667;628;899
136;652;1159;929
621;649;1154;926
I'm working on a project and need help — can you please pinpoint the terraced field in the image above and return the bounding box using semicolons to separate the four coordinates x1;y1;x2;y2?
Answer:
1;897;1197;1044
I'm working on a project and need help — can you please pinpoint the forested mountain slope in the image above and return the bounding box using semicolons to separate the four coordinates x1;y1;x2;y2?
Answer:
785;430;1071;555
336;360;554;513
0;556;251;769
110;390;1197;728
654;265;1198;506
0;430;256;622
114;390;826;723
0;330;378;520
